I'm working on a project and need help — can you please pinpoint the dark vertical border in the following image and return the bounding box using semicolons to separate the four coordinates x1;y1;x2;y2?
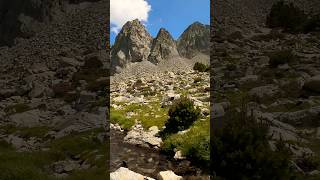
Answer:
105;0;110;179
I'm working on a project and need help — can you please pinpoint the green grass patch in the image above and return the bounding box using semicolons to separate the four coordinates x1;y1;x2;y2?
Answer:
111;100;168;129
110;111;135;130
162;119;210;168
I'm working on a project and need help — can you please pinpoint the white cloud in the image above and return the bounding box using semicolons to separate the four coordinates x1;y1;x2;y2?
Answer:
111;0;151;34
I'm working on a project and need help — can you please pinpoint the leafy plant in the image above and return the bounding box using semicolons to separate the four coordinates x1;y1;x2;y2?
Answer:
193;62;209;72
161;97;200;136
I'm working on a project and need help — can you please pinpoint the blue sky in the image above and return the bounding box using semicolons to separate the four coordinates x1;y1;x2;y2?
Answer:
110;0;210;44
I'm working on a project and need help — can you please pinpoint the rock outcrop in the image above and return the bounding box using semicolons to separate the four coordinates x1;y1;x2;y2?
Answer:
111;19;152;72
148;28;179;64
177;22;210;58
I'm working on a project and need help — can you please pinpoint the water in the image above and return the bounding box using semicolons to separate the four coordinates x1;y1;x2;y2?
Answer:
109;129;209;179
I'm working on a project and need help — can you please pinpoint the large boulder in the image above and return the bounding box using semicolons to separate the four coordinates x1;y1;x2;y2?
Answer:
124;125;162;149
157;170;182;180
148;28;179;64
110;167;154;180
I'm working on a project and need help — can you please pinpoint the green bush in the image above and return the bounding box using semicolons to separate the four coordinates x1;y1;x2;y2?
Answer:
268;50;296;68
193;62;209;72
211;111;292;179
161;97;200;135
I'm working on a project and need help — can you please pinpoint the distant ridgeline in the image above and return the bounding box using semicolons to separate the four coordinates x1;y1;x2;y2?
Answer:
0;0;101;47
110;19;210;73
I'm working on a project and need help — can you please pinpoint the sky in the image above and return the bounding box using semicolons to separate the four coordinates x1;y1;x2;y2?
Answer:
110;0;210;44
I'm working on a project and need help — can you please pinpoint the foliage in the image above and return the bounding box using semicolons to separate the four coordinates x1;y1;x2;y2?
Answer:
211;110;293;179
162;119;210;169
193;62;209;72
110;111;135;131
161;97;200;136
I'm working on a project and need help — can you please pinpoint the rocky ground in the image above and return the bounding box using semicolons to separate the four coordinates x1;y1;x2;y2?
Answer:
0;0;109;179
212;0;320;178
110;62;210;179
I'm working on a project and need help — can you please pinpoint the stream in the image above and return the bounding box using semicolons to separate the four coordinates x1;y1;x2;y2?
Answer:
109;129;209;179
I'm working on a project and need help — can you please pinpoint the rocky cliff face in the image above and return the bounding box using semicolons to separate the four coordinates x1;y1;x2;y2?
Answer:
177;22;210;59
148;28;179;65
0;0;101;47
111;19;152;72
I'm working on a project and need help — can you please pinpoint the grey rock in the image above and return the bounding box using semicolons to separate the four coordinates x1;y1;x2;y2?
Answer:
111;19;152;70
177;22;210;58
304;75;320;93
148;28;179;64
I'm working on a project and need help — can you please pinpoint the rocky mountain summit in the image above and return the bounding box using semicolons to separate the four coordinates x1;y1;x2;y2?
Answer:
111;19;152;71
177;22;210;59
111;19;209;74
148;28;179;64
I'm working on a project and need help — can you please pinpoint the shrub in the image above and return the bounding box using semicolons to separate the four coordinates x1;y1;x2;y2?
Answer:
193;62;209;72
161;97;200;135
211;110;293;179
268;50;296;68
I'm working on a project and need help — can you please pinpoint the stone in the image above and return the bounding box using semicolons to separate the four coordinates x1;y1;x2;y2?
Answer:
304;75;320;93
249;85;280;99
157;170;182;180
148;28;179;64
124;125;162;149
212;103;225;118
174;150;186;160
59;57;83;67
28;82;46;98
110;167;154;180
9;109;42;127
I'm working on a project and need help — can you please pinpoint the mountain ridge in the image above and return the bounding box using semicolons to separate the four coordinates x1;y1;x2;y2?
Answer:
111;19;210;73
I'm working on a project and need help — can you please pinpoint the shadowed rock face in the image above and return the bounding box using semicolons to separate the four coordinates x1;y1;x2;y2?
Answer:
148;28;179;65
111;19;152;71
0;0;102;47
177;22;210;59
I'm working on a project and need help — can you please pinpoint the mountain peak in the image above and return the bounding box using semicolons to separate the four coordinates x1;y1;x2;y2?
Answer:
177;22;210;58
148;28;178;64
111;19;152;73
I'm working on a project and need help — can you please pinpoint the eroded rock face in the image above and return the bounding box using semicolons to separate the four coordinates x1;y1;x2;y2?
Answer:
111;19;152;71
148;28;179;64
177;22;210;59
